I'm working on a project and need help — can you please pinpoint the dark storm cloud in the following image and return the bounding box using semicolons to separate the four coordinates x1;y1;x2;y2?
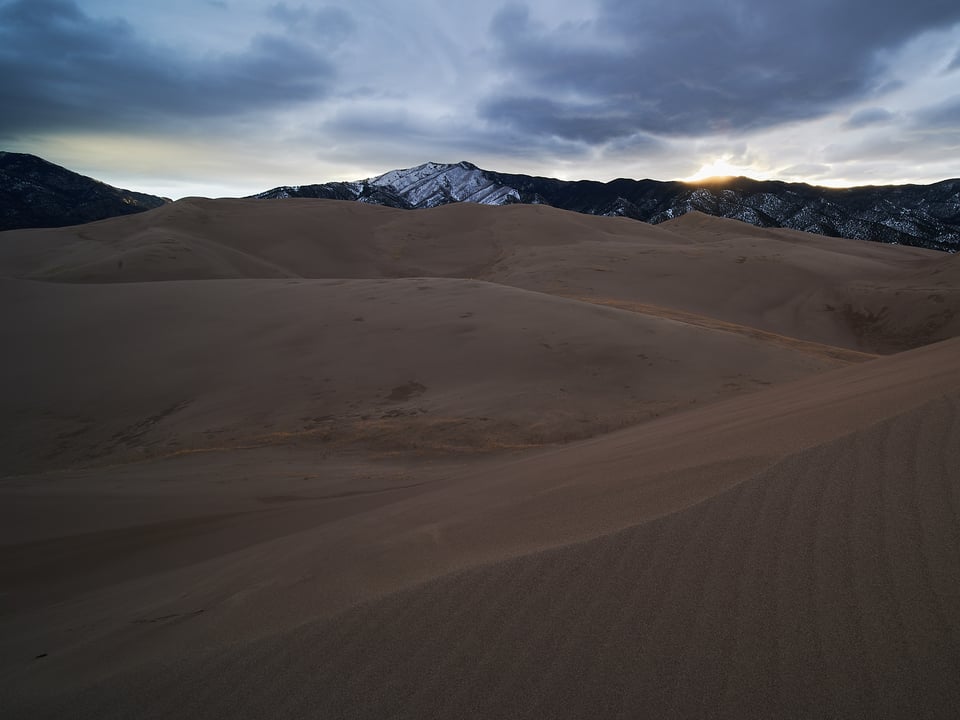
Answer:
484;0;960;142
845;107;895;129
321;107;599;161
481;97;643;144
0;0;340;136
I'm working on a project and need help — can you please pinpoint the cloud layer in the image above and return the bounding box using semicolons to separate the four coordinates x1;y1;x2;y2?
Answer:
1;0;957;197
0;0;338;134
485;0;960;139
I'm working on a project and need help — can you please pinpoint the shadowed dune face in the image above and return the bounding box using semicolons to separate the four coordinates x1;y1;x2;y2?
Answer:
835;253;960;352
1;199;959;719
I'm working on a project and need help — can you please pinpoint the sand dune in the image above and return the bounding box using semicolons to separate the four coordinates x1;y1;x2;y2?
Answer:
1;200;952;352
3;338;958;719
486;210;949;352
1;273;847;475
277;386;960;720
1;200;959;718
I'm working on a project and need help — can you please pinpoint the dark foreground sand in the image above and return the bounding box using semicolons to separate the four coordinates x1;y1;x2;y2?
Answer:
1;200;959;718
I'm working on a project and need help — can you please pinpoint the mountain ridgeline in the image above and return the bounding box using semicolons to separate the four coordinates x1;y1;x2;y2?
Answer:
254;161;960;252
2;153;957;251
0;152;168;232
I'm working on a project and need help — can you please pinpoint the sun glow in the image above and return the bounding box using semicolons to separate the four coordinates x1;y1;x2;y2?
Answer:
683;158;750;182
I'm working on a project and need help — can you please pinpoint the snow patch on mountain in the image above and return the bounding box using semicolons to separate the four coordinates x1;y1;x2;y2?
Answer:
367;161;520;208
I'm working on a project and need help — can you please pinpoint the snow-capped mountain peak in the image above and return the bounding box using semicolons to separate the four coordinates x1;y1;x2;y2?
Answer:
364;161;519;209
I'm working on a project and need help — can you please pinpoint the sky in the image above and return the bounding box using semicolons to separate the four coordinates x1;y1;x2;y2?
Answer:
1;0;959;199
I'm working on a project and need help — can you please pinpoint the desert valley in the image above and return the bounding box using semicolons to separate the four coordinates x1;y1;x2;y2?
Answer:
2;195;960;718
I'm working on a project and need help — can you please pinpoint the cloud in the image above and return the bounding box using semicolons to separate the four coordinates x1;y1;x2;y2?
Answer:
912;95;960;129
778;163;832;178
844;107;895;128
480;96;643;144
949;49;960;72
319;105;598;165
267;3;356;46
0;0;337;136
4;0;957;194
483;0;960;142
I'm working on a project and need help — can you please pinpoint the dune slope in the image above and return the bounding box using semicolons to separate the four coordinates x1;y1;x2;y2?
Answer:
2;337;959;719
1;199;954;352
2;199;959;719
273;388;960;720
1;274;851;475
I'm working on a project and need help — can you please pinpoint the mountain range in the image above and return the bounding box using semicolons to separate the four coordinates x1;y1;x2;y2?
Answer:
0;152;168;232
254;161;960;252
2;152;958;251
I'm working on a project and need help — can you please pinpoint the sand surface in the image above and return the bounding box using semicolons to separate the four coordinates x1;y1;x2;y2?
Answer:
1;200;959;718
